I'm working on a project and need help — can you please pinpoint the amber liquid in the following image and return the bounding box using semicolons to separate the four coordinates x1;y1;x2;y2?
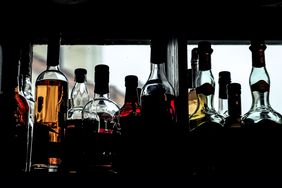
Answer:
32;79;68;173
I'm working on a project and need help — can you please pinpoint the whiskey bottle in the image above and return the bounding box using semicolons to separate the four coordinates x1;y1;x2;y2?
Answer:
82;64;120;175
218;71;231;118
32;34;68;173
0;42;30;174
64;68;90;174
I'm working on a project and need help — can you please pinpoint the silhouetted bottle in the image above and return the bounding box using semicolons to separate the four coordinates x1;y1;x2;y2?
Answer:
139;38;177;175
240;40;282;175
19;40;34;173
32;34;68;173
118;75;141;174
241;40;282;127
0;42;30;174
218;71;231;118
188;41;224;176
188;48;199;117
82;64;120;175
64;68;90;174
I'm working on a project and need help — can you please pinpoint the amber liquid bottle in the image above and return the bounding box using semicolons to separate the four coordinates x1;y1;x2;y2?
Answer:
139;38;177;175
32;35;68;173
64;68;90;174
118;75;141;175
0;42;30;174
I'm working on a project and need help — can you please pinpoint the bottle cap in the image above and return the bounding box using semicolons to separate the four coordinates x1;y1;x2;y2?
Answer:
218;71;231;84
74;68;87;83
125;75;138;88
94;64;109;94
227;83;241;95
249;40;266;51
150;38;168;64
198;41;213;53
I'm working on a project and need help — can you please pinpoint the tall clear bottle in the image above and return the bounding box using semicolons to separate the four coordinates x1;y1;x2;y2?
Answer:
188;47;199;117
0;42;30;174
19;40;34;173
241;40;282;127
118;75;141;174
82;64;120;175
218;71;231;118
139;38;177;174
32;34;68;173
64;68;90;174
188;41;224;176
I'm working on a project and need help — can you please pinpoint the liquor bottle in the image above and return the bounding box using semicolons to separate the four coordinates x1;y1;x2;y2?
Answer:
64;68;90;174
139;38;177;174
82;64;120;175
241;40;282;127
189;41;225;130
224;83;242;128
118;75;141;174
32;34;68;173
19;40;35;173
0;42;30;174
218;71;231;118
240;40;282;175
188;41;224;176
188;47;199;117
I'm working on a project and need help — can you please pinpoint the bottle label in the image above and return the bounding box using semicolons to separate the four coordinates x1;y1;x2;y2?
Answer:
196;83;215;96
251;80;270;92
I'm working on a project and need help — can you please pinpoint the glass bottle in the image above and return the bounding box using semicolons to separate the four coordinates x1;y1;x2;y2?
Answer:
241;40;282;127
139;38;177;174
218;71;231;118
0;42;30;174
188;41;224;176
64;68;90;174
19;40;34;173
32;34;69;173
82;64;120;175
189;41;225;130
118;75;141;174
224;83;242;128
188;47;199;117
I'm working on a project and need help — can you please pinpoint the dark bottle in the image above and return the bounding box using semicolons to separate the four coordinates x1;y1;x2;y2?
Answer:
139;38;177;175
241;40;282;127
240;40;282;175
32;34;69;173
188;41;224;176
188;48;199;117
118;75;141;174
82;64;120;175
0;42;30;174
64;68;90;174
218;71;231;118
19;40;35;173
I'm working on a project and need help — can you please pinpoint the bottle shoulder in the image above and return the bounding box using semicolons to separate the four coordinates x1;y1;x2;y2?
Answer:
141;79;175;96
36;69;68;82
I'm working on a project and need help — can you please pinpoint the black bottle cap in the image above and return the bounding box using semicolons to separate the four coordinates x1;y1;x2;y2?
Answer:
198;41;213;71
191;47;198;61
74;68;87;83
218;71;231;84
198;41;213;53
125;75;138;88
227;83;241;95
249;40;267;51
47;33;61;66
94;64;109;94
150;38;168;64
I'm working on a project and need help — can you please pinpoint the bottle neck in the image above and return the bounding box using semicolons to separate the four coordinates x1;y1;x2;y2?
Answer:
124;87;139;103
228;92;242;118
218;98;228;117
47;65;60;71
191;60;198;88
196;70;215;111
250;66;271;110
148;62;168;81
71;82;89;107
94;93;110;99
